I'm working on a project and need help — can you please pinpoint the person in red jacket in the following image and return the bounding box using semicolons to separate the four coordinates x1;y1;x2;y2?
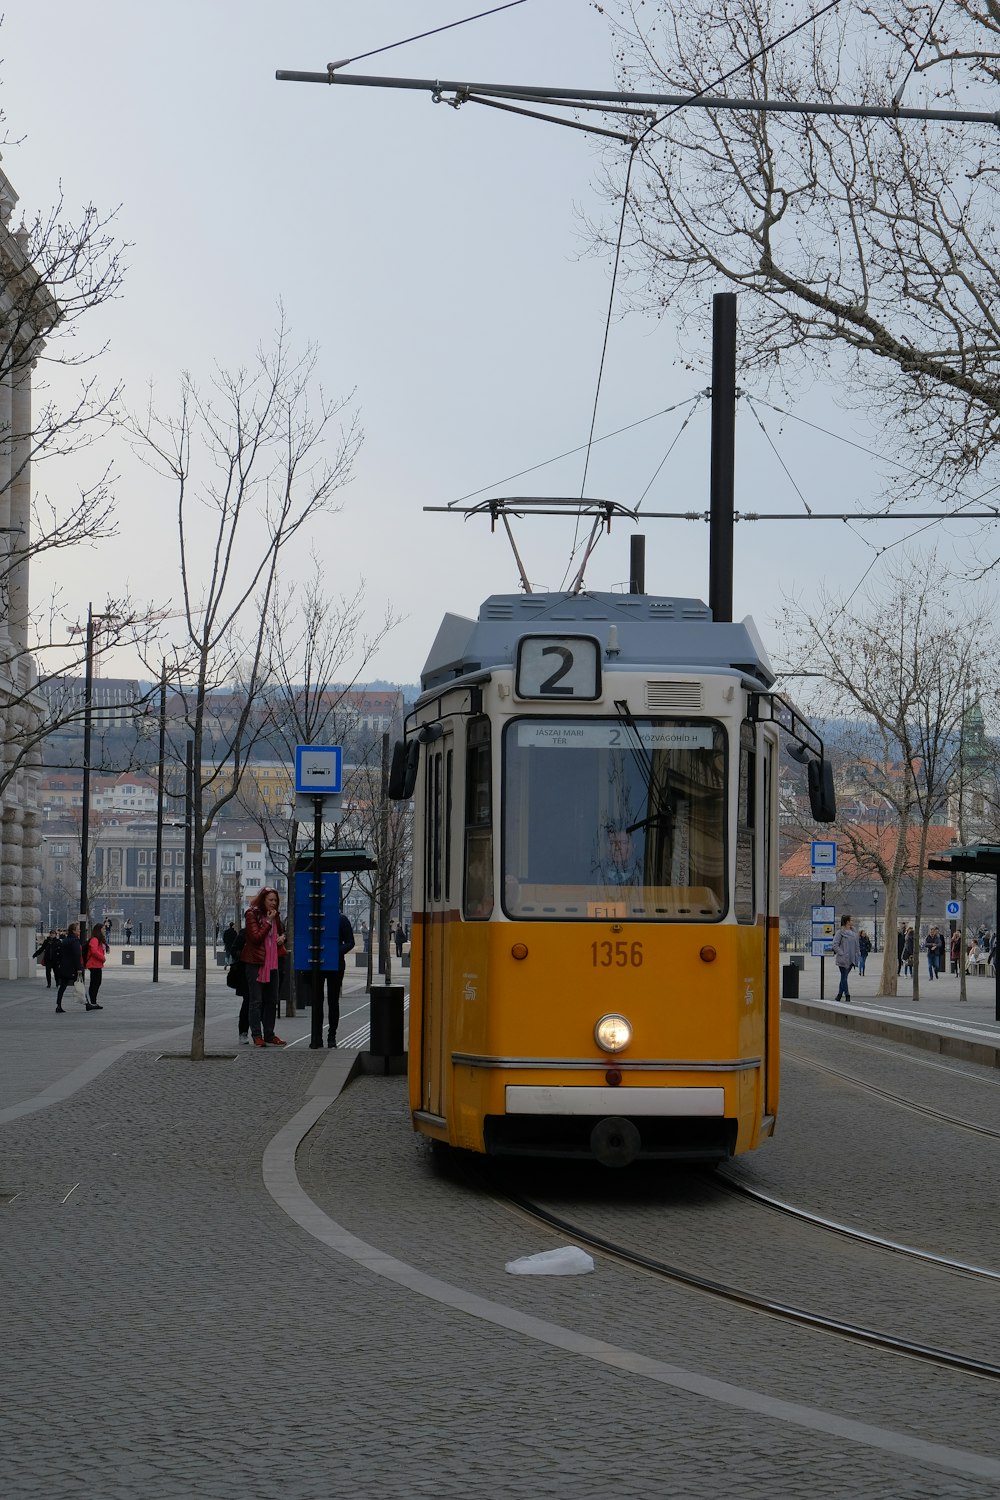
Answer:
83;922;107;1010
240;887;286;1048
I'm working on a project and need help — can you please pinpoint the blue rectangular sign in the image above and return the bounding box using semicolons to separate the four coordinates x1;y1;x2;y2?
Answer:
293;871;341;970
294;744;342;796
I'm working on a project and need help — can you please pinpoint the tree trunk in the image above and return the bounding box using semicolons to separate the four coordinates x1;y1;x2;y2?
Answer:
875;810;917;996
190;683;208;1060
910;820;933;1005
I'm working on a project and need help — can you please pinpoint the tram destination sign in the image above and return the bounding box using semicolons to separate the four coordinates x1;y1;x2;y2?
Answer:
516;723;715;750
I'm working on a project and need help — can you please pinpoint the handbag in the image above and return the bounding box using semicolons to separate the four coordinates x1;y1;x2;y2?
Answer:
226;964;239;990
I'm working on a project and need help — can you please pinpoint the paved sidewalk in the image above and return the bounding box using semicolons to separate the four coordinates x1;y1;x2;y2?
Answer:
5;956;1000;1497
781;950;1000;1064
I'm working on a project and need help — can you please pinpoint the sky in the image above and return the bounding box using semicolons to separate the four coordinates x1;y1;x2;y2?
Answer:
2;1;994;692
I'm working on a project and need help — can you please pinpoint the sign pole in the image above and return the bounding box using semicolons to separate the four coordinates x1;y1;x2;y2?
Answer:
819;881;826;1000
310;794;324;1050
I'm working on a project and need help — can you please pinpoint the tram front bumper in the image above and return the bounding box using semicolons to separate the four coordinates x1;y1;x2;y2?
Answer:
485;1086;736;1163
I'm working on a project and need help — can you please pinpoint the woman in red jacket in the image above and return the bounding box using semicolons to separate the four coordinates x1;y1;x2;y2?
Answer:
83;922;107;1010
240;888;286;1048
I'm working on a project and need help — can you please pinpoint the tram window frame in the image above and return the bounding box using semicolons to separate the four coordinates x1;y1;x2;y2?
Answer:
432;751;443;903
445;748;453;901
734;720;756;923
463;717;494;920
500;714;729;922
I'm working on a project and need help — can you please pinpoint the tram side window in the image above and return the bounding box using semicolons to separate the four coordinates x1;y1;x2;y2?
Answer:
431;752;443;902
734;721;756;923
445;748;453;900
464;718;494;920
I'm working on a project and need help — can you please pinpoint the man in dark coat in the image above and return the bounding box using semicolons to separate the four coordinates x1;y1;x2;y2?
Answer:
299;913;356;1049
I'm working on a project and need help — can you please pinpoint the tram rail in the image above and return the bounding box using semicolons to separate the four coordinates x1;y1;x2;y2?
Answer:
475;1170;1000;1383
709;1172;1000;1282
784;1049;1000;1140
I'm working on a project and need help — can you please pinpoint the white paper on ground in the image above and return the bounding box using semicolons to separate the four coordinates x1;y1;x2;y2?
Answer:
504;1246;595;1276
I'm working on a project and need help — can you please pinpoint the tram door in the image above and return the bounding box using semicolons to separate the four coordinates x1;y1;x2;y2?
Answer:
761;737;777;1110
421;735;453;1119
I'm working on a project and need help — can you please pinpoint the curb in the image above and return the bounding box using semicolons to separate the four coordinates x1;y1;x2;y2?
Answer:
782;998;1000;1069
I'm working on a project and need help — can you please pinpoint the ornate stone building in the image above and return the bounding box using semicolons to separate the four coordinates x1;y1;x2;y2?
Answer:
0;163;48;976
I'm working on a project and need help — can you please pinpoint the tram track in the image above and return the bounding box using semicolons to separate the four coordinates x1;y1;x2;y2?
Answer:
709;1171;1000;1282
475;1169;1000;1383
784;1048;1000;1139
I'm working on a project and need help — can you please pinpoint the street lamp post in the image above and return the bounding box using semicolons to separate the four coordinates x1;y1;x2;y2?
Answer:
78;605;95;932
872;889;880;952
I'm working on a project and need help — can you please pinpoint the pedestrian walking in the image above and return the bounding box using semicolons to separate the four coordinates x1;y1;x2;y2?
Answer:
394;923;405;959
33;929;59;988
857;928;871;976
124;919;132;944
223;920;241;961
950;928;961;975
240;888;287;1048
83;923;107;1009
925;926;945;979
897;924;906;975
902;926;914;977
54;923;84;1013
831;913;860;1003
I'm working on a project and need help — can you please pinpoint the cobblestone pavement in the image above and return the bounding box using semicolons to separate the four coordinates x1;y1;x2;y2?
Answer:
4;963;1000;1498
789;951;1000;1031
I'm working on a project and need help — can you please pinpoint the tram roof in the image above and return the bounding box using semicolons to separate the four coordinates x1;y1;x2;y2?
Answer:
420;592;775;693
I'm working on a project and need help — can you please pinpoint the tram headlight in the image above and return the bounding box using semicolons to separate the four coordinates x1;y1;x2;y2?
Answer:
594;1013;632;1054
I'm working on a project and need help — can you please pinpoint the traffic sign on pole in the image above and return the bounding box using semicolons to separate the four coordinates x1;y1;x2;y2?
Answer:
294;744;342;795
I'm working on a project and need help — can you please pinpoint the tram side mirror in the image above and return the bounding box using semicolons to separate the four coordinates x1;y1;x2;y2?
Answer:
388;739;420;801
808;758;837;823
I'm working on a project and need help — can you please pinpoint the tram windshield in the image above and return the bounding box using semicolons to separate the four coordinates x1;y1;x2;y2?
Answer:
502;717;726;921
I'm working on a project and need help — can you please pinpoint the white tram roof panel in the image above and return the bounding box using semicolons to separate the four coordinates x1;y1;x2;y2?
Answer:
420;593;775;694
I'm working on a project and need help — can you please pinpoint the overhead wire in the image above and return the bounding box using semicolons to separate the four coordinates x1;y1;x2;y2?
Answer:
328;1;529;70
446;395;703;506
656;0;848;124
635;393;706;511
560;0;851;588
561;131;651;591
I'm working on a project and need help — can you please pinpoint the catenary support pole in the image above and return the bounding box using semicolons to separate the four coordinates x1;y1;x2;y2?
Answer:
183;740;193;969
311;795;324;1049
78;604;94;932
152;666;166;983
708;293;736;623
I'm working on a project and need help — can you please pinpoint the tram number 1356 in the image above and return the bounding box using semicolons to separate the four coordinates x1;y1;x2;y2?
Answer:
591;941;644;968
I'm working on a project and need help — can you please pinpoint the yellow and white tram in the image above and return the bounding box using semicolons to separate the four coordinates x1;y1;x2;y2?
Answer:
390;590;834;1166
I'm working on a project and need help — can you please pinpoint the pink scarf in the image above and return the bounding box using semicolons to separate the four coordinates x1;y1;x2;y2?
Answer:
258;919;278;984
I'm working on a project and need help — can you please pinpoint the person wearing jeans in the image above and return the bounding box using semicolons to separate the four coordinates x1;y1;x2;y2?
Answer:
240;887;287;1048
831;913;860;1003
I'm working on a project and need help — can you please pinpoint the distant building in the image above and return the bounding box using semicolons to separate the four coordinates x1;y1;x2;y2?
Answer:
0;165;49;977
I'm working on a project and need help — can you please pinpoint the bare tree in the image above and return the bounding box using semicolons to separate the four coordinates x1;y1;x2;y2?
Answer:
779;552;996;997
133;317;362;1058
339;745;413;991
597;0;1000;490
238;560;398;1013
